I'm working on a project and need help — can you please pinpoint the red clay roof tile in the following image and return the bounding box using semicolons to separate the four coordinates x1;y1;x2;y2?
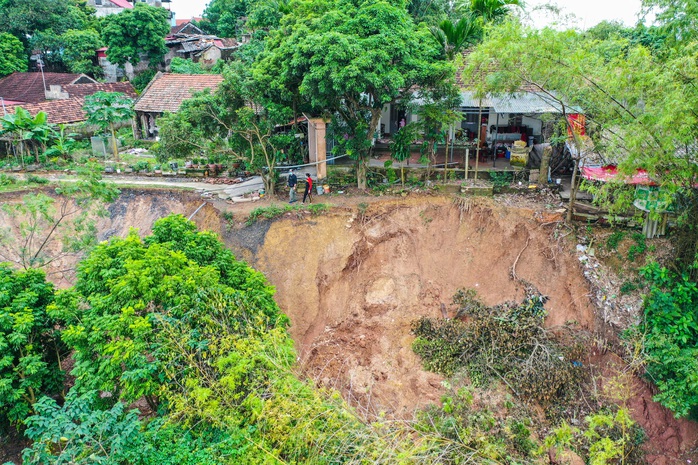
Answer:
134;73;224;113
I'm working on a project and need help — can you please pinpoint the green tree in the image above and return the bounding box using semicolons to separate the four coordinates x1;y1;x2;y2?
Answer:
169;57;207;74
54;215;284;410
247;0;290;30
0;265;64;425
642;0;698;45
202;0;250;36
0;32;27;76
61;29;102;76
159;63;293;193
407;0;452;24
0;168;119;271
0;0;93;46
254;0;455;189
462;0;523;24
83;92;134;161
101;3;170;67
390;123;418;186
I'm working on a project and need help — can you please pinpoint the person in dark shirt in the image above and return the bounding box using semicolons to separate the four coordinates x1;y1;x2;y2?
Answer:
302;172;313;204
288;169;297;203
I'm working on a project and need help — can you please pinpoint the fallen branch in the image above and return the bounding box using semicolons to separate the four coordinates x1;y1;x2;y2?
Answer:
511;237;531;281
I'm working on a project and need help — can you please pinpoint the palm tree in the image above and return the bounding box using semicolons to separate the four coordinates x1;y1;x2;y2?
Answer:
465;0;523;24
430;15;482;60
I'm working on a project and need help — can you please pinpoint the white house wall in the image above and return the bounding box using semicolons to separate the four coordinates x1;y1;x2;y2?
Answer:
380;105;391;136
522;115;543;135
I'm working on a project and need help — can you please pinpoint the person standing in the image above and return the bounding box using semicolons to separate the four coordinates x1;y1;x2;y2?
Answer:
288;169;297;203
302;172;313;204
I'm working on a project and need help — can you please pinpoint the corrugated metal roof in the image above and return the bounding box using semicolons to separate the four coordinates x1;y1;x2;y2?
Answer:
458;91;582;114
459;91;491;108
490;93;564;114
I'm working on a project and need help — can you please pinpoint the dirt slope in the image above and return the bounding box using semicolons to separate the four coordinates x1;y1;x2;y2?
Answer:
225;196;596;417
2;188;696;462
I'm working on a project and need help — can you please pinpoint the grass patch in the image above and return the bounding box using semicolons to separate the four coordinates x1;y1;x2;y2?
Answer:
0;173;55;193
246;203;329;225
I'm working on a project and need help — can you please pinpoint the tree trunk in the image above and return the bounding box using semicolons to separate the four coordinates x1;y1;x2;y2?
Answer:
110;123;119;161
357;109;382;190
566;158;579;223
538;145;552;186
401;164;405;187
357;158;367;190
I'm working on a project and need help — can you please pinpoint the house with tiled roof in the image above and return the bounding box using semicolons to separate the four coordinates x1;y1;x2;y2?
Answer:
170;20;204;36
0;72;97;105
376;51;581;165
3;81;137;125
133;72;224;139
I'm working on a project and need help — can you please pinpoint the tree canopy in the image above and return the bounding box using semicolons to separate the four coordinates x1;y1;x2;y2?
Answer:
0;32;27;77
254;0;455;188
101;3;170;67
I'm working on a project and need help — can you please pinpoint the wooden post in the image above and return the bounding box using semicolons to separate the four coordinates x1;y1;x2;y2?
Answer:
465;148;469;181
475;99;483;180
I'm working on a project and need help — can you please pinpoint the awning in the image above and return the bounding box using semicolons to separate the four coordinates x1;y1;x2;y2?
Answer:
581;165;654;185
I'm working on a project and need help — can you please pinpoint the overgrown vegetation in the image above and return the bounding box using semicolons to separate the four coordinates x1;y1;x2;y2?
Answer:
246;203;329;225
638;263;698;418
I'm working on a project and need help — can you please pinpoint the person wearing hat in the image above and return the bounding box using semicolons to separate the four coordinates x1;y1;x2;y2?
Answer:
288;168;298;203
302;172;313;204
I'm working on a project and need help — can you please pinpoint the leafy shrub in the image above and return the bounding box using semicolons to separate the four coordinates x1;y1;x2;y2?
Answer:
627;233;647;262
605;231;626;251
132;160;150;172
489;171;513;187
412;288;585;406
0;173;17;186
21;391;249;465
413;384;538;462
639;263;698;417
0;265;65;425
543;407;645;464
384;160;397;184
620;280;638;294
26;174;49;185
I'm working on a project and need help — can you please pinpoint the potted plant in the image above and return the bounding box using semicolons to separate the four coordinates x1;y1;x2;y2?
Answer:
153;164;162;174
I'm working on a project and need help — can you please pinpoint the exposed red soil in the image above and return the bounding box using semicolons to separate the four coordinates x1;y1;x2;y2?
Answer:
236;196;596;417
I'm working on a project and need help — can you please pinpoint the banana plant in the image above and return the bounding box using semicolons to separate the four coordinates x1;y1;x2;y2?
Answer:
1;107;55;165
44;124;78;159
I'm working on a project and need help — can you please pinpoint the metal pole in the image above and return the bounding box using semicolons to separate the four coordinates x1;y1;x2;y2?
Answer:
38;56;47;94
475;98;482;179
493;113;500;168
